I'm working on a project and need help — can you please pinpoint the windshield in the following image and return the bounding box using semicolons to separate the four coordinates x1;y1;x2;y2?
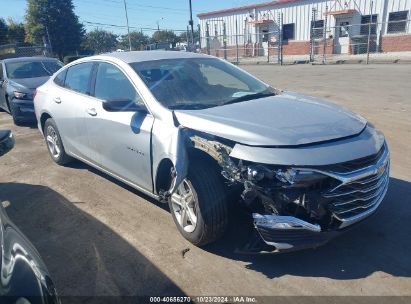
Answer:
131;58;275;109
6;60;63;79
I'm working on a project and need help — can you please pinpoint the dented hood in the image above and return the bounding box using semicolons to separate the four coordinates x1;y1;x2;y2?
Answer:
174;92;367;147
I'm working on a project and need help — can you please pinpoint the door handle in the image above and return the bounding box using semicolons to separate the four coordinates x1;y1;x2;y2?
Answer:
53;97;61;104
87;108;97;116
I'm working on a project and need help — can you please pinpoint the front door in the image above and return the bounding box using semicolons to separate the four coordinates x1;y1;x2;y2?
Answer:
84;61;154;191
334;17;352;54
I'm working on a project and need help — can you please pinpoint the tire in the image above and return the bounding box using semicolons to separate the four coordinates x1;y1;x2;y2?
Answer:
44;118;72;165
169;157;228;246
9;103;23;126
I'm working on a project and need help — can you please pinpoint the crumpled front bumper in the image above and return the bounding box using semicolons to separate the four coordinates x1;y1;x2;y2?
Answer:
250;214;340;253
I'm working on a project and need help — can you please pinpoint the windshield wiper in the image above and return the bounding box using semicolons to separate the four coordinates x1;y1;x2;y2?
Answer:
168;103;217;110
221;91;275;106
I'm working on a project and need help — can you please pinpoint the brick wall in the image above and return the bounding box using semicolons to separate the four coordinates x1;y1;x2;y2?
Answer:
281;41;310;55
381;34;411;52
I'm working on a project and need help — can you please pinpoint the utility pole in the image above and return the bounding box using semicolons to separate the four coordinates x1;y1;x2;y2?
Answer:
123;0;132;51
188;0;195;50
156;18;164;31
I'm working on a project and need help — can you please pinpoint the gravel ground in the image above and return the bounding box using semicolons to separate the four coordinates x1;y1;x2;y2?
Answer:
0;64;410;300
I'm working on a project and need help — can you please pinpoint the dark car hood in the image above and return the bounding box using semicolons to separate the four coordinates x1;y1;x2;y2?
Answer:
174;92;367;147
9;76;50;90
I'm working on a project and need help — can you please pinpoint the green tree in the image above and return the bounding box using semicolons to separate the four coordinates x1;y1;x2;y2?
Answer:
6;18;26;44
152;30;178;45
82;29;118;54
118;31;149;51
25;0;84;58
0;18;7;45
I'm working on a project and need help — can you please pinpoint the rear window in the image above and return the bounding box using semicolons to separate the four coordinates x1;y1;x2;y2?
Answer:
5;60;63;79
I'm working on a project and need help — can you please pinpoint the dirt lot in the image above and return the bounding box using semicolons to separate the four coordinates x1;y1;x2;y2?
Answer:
0;64;410;300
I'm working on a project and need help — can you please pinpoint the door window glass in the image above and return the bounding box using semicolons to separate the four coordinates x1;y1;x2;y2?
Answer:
94;62;142;104
54;69;67;87
65;62;94;94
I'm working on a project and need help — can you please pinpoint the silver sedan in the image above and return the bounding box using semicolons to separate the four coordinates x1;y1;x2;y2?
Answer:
34;51;389;253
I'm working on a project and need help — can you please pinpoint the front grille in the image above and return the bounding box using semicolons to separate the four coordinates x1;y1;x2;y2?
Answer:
320;144;386;174
322;145;389;225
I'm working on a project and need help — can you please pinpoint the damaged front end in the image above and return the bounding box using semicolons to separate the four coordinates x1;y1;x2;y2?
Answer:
188;133;389;253
161;127;389;253
221;160;342;253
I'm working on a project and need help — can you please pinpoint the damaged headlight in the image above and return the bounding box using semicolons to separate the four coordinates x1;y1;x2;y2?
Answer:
247;164;274;181
245;164;326;187
274;168;327;186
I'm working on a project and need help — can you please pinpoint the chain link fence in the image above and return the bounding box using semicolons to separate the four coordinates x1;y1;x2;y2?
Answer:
0;43;51;60
198;12;411;65
199;15;286;64
310;18;411;64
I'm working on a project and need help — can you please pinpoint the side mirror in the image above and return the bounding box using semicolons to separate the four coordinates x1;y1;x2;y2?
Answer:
0;130;15;157
103;98;147;113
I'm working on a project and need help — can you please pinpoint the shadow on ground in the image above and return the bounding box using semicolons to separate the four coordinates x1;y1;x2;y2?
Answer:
0;182;184;297
205;177;411;280
1;175;410;295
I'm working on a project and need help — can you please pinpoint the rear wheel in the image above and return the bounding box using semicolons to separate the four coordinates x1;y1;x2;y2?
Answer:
169;158;228;246
44;118;72;165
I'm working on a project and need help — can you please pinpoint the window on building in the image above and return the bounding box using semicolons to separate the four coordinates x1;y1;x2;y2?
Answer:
387;11;409;33
339;21;350;37
360;14;378;35
311;20;324;39
282;23;295;40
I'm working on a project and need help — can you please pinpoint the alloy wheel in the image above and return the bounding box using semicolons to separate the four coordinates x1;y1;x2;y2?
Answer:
46;125;61;159
170;179;198;233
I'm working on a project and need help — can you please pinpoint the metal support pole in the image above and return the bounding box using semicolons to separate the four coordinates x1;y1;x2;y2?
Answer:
235;20;239;63
198;24;202;52
186;26;190;51
322;5;328;64
366;1;374;64
278;12;283;65
223;22;227;60
206;22;210;55
188;0;195;48
123;0;132;51
267;30;270;63
310;8;316;62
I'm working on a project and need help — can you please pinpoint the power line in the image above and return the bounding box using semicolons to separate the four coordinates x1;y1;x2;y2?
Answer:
82;20;187;32
75;0;200;14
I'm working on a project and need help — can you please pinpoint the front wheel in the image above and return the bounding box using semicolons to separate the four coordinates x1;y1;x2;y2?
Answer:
10;104;23;126
169;158;228;246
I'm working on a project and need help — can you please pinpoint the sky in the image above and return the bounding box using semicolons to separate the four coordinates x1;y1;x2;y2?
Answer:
1;0;257;35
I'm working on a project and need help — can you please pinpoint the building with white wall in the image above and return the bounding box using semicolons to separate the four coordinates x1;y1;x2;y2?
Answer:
197;0;411;56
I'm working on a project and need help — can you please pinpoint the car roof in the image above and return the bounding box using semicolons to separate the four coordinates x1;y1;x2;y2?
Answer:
2;57;59;63
97;50;210;64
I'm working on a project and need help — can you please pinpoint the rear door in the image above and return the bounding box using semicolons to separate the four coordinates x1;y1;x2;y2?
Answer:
49;62;94;159
83;61;154;191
